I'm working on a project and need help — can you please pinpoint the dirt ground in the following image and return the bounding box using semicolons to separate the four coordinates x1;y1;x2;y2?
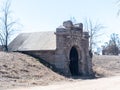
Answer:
7;76;120;90
0;52;120;90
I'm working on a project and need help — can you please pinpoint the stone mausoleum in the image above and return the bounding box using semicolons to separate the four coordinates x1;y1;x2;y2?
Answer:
9;21;93;76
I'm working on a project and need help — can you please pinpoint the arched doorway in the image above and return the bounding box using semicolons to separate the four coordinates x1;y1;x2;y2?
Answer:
69;47;79;76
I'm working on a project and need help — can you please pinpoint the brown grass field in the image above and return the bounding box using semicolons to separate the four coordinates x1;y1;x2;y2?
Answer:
93;55;120;76
0;52;120;90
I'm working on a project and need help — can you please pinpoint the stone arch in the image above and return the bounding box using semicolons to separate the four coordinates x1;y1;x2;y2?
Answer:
69;46;81;76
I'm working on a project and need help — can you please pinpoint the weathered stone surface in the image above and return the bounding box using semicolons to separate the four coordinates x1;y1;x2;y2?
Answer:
54;21;93;76
9;20;94;76
63;20;73;30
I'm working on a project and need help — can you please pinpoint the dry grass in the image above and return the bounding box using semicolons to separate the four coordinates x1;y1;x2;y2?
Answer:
93;55;120;77
1;52;120;89
0;52;66;89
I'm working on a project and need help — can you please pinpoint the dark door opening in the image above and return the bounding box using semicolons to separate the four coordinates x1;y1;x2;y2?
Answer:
69;47;79;76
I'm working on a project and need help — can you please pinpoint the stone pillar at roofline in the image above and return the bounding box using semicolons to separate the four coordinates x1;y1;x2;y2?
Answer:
63;20;73;30
63;20;83;32
56;20;83;34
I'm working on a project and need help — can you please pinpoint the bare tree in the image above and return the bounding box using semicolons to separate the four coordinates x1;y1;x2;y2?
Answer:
84;19;104;51
116;0;120;15
0;0;17;51
70;17;77;24
102;33;120;55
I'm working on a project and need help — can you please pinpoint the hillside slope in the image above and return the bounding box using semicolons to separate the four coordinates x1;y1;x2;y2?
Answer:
1;52;120;89
0;52;66;88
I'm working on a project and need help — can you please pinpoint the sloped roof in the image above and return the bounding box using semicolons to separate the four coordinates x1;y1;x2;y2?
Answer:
8;32;56;51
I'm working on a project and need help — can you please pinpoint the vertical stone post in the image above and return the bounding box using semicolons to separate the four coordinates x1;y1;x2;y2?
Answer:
54;28;70;75
83;32;94;76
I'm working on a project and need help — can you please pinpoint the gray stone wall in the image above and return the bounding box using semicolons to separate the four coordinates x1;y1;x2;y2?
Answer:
22;50;56;65
53;21;93;76
22;21;93;76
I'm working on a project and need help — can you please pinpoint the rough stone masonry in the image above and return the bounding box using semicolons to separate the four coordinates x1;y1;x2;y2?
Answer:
8;20;94;76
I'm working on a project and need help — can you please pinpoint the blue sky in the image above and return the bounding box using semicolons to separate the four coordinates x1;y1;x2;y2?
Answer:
0;0;120;46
